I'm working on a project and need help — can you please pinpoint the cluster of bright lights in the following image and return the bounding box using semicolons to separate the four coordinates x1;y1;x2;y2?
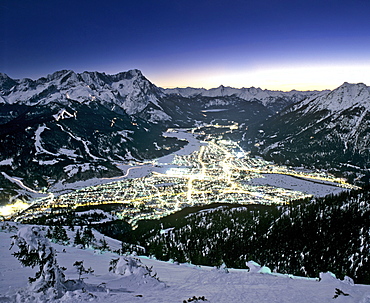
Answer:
10;125;357;225
0;200;29;217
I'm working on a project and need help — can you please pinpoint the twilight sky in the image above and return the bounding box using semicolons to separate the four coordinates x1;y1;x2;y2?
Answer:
1;0;370;91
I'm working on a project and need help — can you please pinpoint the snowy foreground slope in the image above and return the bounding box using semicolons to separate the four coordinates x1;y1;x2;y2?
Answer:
1;226;370;303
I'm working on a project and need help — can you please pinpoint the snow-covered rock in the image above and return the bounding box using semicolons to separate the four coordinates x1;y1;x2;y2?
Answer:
246;261;272;274
246;260;262;272
319;271;338;282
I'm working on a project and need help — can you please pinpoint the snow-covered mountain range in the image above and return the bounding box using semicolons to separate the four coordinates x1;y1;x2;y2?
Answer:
247;82;370;183
163;85;320;112
0;69;170;122
0;69;319;204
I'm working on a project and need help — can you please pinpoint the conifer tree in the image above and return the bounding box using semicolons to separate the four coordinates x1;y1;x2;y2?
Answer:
120;241;130;255
81;226;95;248
11;226;66;298
99;237;110;251
73;260;94;281
74;229;84;247
52;225;69;244
46;227;53;239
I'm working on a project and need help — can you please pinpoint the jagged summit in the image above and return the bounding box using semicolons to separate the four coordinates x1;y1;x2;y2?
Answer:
340;81;367;87
0;69;168;118
0;73;17;91
294;82;370;113
1;69;325;111
126;68;144;77
0;72;11;79
47;69;74;79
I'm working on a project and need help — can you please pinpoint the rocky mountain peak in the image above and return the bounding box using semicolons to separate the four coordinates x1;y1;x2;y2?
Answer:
299;82;370;113
0;73;17;92
127;69;143;77
47;70;74;81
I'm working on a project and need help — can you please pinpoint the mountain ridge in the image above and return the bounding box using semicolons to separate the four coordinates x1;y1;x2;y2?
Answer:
162;84;322;111
1;69;323;110
245;81;370;184
0;69;169;121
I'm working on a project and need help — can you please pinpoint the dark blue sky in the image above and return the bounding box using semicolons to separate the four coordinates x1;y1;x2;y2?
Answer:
1;0;370;90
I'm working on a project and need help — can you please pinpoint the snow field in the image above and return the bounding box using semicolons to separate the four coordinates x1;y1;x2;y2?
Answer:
1;225;370;302
247;173;346;197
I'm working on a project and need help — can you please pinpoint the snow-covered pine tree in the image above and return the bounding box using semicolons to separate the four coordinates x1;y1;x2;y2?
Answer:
74;228;84;246
52;225;69;245
11;226;66;298
73;260;94;281
46;226;53;239
82;226;95;248
98;237;110;251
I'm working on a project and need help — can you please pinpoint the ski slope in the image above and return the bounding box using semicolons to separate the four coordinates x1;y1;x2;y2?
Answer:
1;225;370;302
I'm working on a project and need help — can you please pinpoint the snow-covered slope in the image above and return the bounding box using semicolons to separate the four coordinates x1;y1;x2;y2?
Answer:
295;82;370;113
247;82;370;183
1;225;369;302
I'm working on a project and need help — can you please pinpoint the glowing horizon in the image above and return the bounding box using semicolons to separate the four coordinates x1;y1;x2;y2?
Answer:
148;63;370;92
3;61;370;93
2;1;370;93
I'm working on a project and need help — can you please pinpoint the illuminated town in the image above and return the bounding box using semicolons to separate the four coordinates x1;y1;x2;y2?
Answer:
10;125;357;227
